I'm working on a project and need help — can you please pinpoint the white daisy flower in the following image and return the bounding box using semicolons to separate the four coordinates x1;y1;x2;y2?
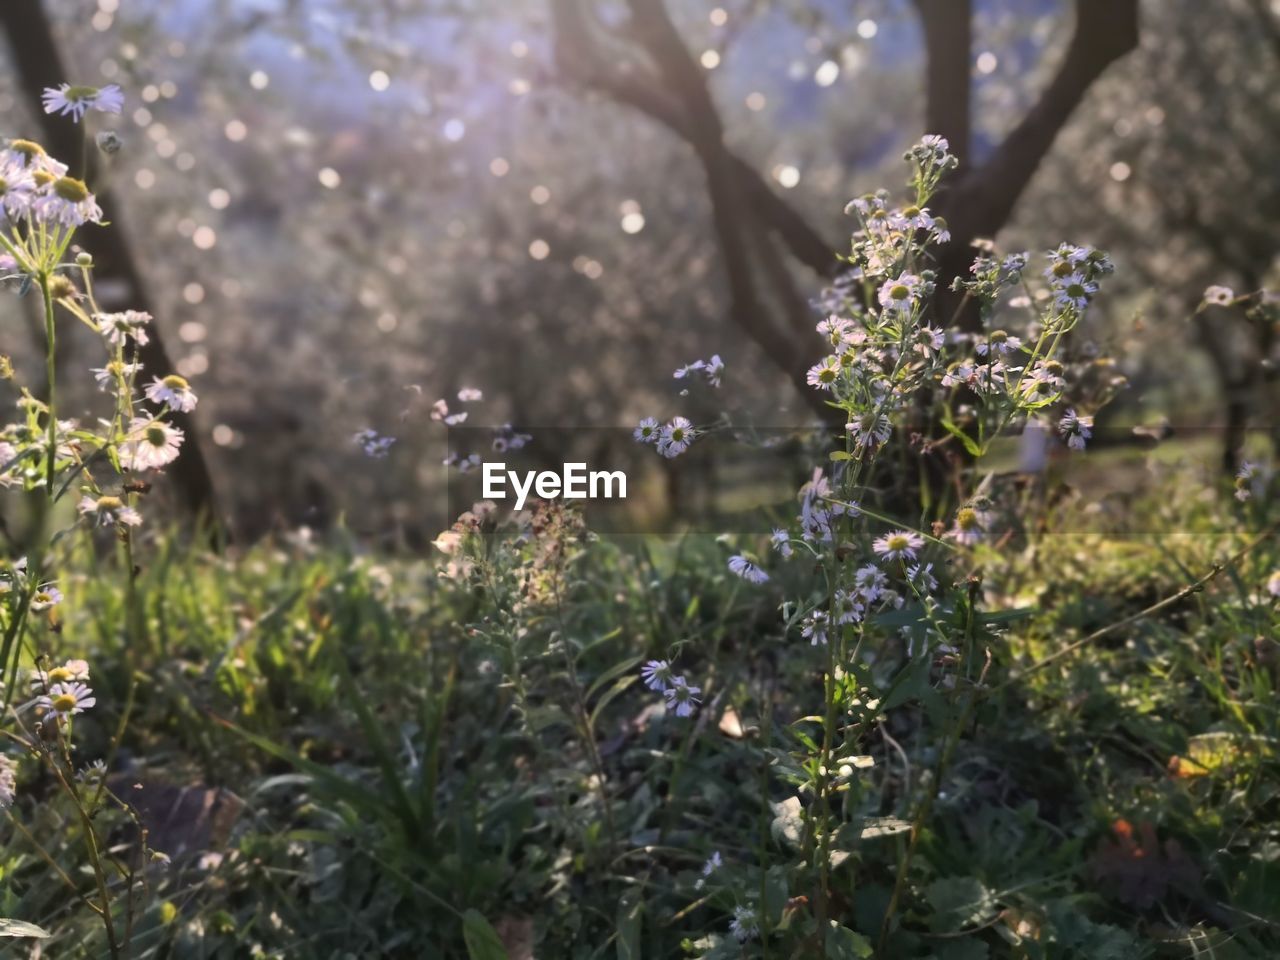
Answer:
833;588;865;624
703;354;724;387
0;755;14;809
641;659;674;692
457;387;483;402
907;562;938;593
633;417;660;444
38;681;96;716
913;325;944;357
42;83;124;121
658;417;695;458
730;905;758;942
430;399;450;421
807;356;841;391
98;310;152;346
1059;408;1093;451
33;176;103;227
801;609;829;646
1267;570;1280;598
0;440;18;488
673;360;705;380
29;586;62;611
0;160;37;220
890;205;935;232
770;528;793;558
352;428;395;458
854;564;887;602
948;506;987;545
144;374;198;412
701;851;723;876
877;273;921;315
91;361;142;391
728;555;769;584
1202;285;1234;307
1019;360;1066;403
916;134;950;159
78;494;142;527
1234;461;1256;502
1044;242;1090;279
1;139;68;177
847;411;892;451
50;659;90;683
121;418;184;471
1052;273;1098;312
975;329;1023;356
872;529;924;563
664;676;701;717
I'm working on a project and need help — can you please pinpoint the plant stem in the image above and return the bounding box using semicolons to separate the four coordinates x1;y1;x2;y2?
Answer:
40;273;57;500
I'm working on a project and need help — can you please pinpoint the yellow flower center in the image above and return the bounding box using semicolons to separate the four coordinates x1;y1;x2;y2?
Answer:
162;374;189;390
145;425;167;446
1052;261;1073;278
886;534;910;552
53;177;90;203
9;139;46;164
52;693;77;713
903;206;920;217
48;667;72;683
97;495;123;510
990;330;1007;343
956;508;978;530
64;85;100;101
819;367;836;383
889;284;910;301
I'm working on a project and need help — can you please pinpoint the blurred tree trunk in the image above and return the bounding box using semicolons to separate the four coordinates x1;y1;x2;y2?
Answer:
1;0;222;530
551;0;1140;400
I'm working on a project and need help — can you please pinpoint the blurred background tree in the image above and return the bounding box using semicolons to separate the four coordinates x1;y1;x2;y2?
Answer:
1;0;1275;542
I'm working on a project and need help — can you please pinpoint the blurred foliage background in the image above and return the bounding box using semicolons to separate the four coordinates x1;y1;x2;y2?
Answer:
1;0;1276;543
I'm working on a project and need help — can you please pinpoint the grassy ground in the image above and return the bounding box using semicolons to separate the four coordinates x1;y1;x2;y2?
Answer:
3;466;1277;959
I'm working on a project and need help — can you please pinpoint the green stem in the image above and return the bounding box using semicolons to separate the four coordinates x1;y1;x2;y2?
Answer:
40;274;57;500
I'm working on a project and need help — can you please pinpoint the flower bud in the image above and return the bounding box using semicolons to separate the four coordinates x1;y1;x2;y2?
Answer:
75;252;93;268
95;130;122;155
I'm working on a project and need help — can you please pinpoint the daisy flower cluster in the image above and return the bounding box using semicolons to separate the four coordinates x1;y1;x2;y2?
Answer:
634;415;697;458
0;134;197;533
673;354;724;389
640;658;701;717
431;388;533;472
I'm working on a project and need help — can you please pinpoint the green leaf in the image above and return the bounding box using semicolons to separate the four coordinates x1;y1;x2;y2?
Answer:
935;938;990;960
926;877;995;931
859;817;912;840
462;909;509;960
824;923;873;958
586;654;644;701
940;415;983;457
829;450;853;462
616;891;642;960
764;865;789;924
0;919;50;938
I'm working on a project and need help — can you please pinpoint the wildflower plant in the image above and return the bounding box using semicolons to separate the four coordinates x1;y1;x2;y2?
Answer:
0;84;193;954
623;137;1131;952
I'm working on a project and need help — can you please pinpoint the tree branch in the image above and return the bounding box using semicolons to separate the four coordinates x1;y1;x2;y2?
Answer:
944;0;1140;242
